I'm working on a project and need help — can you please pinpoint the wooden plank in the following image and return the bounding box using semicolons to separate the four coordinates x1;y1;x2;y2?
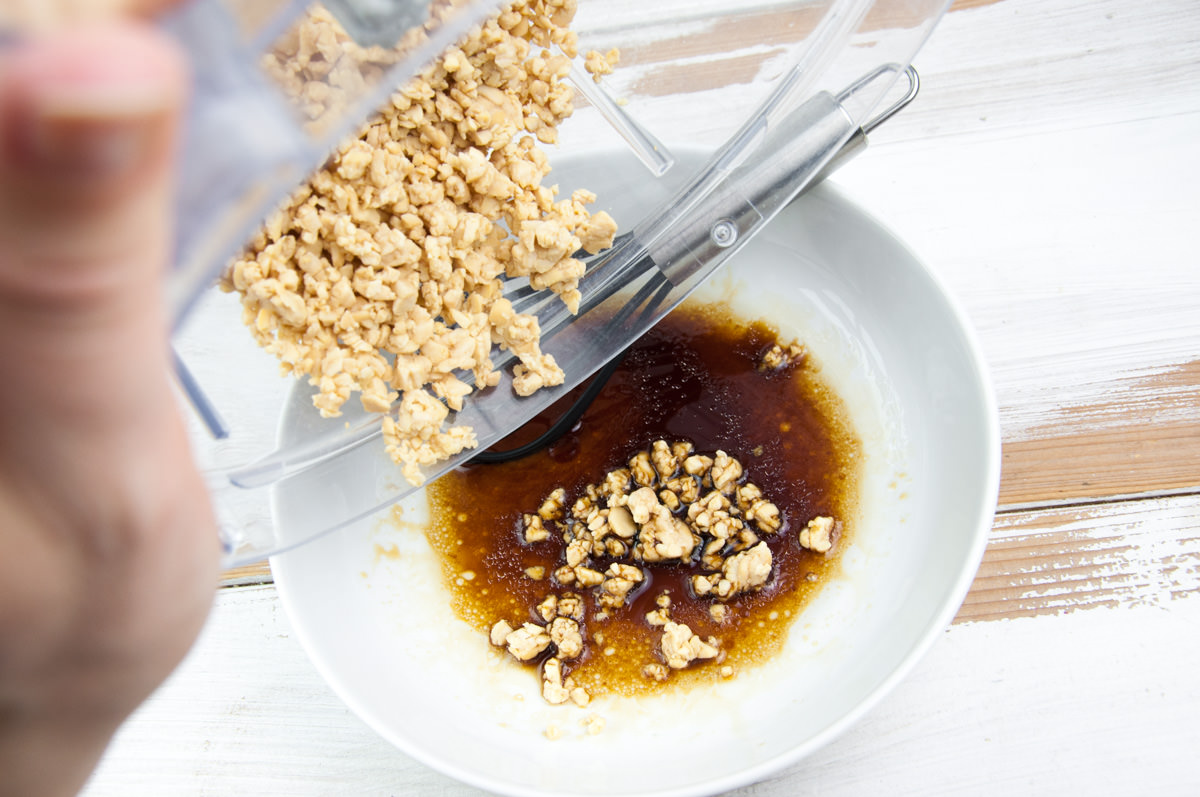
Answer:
949;0;1003;10
1001;426;1200;506
957;494;1200;623
996;357;1200;506
219;562;274;587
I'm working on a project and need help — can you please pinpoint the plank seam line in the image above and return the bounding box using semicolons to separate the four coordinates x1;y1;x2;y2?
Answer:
997;486;1200;516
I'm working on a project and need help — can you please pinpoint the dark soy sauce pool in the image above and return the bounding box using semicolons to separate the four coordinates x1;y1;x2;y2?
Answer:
426;301;861;697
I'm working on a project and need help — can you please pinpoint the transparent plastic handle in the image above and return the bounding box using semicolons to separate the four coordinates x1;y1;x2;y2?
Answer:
644;86;854;285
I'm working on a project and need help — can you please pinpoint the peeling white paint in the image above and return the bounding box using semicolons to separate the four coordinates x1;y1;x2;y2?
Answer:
960;495;1200;620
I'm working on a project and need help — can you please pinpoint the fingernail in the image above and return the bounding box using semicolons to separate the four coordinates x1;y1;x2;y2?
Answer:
0;24;183;181
23;86;174;178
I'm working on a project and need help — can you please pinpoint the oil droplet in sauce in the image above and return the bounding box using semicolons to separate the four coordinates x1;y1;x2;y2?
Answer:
425;302;861;698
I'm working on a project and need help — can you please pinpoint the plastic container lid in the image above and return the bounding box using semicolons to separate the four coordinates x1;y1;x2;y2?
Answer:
166;0;950;565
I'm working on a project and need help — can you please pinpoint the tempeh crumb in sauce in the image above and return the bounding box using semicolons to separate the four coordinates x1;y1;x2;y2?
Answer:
426;301;861;703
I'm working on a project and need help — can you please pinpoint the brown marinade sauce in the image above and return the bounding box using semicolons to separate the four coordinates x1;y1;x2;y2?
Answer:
425;301;861;697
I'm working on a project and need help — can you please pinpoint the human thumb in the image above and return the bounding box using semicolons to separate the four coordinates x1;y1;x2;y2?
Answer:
0;21;186;428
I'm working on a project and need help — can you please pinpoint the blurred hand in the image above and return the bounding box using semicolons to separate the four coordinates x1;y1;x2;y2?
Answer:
0;17;219;797
0;1;179;31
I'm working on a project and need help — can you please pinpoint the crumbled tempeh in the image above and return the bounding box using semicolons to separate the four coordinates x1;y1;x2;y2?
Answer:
583;47;619;82
583;713;606;735
691;572;730;599
721;541;773;595
650;439;678;481
571;494;595;522
556;592;584;622
523;513;551;544
664;475;700;504
573;566;604;587
585;507;613;542
227;1;619;486
549;617;584;659
538;488;567;521
758;341;807;371
660;621;720;669
682;454;713;477
642;663;669;682
700;537;727;571
536;594;559;623
607;505;637;538
600;467;632;498
688;491;738;537
487;439;799;705
598;563;643;609
634;504;696;563
506;622;552;661
541;657;571;705
624;486;660;525
645;606;670;627
604;537;630;557
732;527;760;552
629;451;656;487
692;541;772;601
735;483;763;512
760;344;788;370
564;527;593;568
710;450;744;494
799;515;837;553
738;481;782;533
490;619;514;647
745;500;782;533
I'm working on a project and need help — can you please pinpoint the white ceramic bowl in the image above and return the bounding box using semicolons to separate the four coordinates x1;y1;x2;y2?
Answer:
272;161;1000;796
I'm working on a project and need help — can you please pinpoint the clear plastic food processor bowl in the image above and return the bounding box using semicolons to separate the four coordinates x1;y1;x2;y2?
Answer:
165;0;950;566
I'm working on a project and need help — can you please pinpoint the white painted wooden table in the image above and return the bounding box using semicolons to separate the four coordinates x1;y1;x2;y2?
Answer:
83;0;1200;793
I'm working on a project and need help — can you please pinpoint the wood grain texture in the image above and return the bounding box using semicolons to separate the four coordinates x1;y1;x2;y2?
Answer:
948;0;1003;9
997;360;1200;504
220;562;274;586
959;494;1200;622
